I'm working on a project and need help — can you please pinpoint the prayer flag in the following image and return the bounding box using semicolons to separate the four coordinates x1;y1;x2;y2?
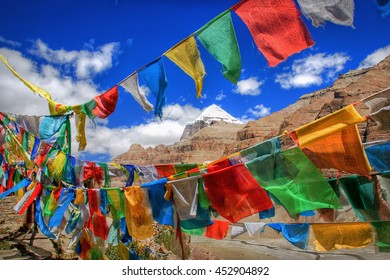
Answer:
139;58;168;119
203;163;273;223
365;141;390;172
119;72;154;113
267;223;310;250
92;86;119;119
289;105;366;148
165;36;205;98
312;223;373;251
297;0;354;27
246;147;342;215
195;10;241;84
232;0;314;67
205;220;230;240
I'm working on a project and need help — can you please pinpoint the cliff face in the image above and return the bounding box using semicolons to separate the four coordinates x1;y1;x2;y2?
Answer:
113;56;390;165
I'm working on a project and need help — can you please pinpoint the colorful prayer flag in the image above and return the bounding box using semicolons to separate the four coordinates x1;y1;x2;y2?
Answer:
165;36;205;98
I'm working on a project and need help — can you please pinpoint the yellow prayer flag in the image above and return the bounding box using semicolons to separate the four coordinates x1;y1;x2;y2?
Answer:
312;222;373;251
291;105;366;148
124;186;154;240
74;189;85;205
0;53;53;101
165;36;206;98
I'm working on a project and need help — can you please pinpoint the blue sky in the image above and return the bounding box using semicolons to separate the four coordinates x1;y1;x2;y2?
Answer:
0;0;389;162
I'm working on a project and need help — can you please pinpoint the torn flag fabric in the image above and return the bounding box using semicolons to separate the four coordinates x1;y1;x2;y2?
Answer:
296;0;354;27
371;221;390;252
232;0;314;67
92;86;119;119
203;163;273;223
195;10;241;84
119;72;154;113
165;36;205;98
246;147;342;215
138;58;168;119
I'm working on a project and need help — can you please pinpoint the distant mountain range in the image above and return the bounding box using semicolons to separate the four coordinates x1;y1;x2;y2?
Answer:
113;55;390;166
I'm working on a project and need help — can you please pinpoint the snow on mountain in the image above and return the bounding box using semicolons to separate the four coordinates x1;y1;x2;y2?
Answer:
180;104;243;140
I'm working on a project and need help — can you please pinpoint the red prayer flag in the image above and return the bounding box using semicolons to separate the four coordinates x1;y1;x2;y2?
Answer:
203;163;273;223
155;164;176;179
207;158;231;173
205;220;230;240
233;0;315;67
92;86;119;119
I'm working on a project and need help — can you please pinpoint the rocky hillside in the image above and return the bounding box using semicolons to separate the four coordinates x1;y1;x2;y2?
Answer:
113;55;390;165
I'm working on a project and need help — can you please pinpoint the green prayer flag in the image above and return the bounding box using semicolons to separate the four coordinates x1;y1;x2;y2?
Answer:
246;147;342;215
195;10;242;84
371;222;390;252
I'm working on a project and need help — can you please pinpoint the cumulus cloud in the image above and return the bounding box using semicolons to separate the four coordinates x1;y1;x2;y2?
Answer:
215;91;226;101
0;36;22;47
240;104;271;122
358;44;390;69
275;53;350;89
0;47;101;115
77;104;202;159
233;77;263;96
29;39;120;79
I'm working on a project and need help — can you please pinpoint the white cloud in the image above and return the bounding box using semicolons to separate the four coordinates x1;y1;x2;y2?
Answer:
29;39;120;79
233;77;263;96
358;44;390;69
76;103;202;158
240;104;271;122
275;53;350;89
215;91;226;101
0;47;101;115
0;36;22;47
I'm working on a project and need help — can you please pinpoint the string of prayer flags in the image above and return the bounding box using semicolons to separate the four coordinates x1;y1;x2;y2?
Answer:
137;58;168;119
364;141;390;172
296;0;355;27
203;163;273;223
311;222;373;252
301;125;372;178
195;10;242;84
165;36;205;98
119;72;154;113
232;0;315;67
267;223;310;250
204;220;230;240
246;147;342;215
289;104;366;148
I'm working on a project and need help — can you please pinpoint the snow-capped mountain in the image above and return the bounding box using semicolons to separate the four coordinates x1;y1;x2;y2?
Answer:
180;104;243;140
